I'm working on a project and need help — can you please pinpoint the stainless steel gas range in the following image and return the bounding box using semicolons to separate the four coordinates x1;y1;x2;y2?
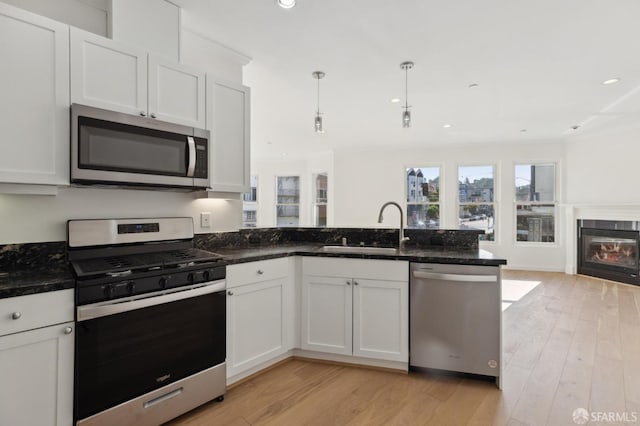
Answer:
68;218;227;426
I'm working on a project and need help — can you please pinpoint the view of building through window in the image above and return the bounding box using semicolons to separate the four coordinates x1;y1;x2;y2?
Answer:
242;175;258;227
515;163;555;242
276;176;300;227
458;165;495;241
406;167;440;229
313;173;328;227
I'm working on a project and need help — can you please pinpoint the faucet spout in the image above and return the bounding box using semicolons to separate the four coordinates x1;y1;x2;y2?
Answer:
377;201;409;249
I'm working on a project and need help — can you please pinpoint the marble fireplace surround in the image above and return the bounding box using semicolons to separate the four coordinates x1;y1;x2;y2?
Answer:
565;205;640;276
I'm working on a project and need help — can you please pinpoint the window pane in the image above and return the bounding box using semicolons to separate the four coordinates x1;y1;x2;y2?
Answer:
276;205;299;227
243;175;258;202
407;204;439;229
515;164;555;202
314;173;328;203
516;204;555;242
315;204;327;227
277;176;300;204
459;204;495;241
242;208;257;228
459;166;494;202
406;167;440;202
242;175;258;228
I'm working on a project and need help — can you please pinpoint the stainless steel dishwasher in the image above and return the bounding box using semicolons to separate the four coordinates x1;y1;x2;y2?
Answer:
410;263;501;385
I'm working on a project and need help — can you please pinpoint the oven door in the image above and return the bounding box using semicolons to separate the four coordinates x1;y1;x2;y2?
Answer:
71;103;209;189
75;281;226;421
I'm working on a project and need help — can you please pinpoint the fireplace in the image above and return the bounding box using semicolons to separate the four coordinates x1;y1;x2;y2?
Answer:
578;220;640;285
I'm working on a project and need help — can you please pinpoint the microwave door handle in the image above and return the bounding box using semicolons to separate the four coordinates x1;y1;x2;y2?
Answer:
187;136;196;177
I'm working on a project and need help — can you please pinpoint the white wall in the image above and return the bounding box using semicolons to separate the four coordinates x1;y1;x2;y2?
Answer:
331;142;567;271
251;152;333;227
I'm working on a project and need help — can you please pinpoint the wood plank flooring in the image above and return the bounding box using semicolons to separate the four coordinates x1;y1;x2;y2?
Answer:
168;271;640;426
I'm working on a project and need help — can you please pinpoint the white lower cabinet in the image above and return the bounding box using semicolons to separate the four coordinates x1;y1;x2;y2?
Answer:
0;289;74;426
301;258;408;362
226;258;293;379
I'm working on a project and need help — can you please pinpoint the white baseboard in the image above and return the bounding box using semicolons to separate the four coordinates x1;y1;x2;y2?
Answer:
292;349;408;372
502;264;565;273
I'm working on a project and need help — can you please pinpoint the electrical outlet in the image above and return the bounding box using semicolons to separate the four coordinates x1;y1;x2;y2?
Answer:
200;212;211;228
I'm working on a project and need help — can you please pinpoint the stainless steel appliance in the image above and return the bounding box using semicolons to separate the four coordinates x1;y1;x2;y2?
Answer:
71;104;209;190
409;263;501;385
68;218;227;426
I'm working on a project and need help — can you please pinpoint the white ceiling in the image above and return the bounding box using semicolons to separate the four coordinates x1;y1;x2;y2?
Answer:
174;0;640;157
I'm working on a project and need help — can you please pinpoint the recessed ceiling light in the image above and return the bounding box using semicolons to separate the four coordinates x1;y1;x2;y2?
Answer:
520;129;527;132
602;78;620;85
571;125;580;130
390;98;401;103
276;0;296;9
443;124;452;128
468;83;479;88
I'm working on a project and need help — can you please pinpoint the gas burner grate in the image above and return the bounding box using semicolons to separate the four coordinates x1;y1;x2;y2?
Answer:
104;257;134;269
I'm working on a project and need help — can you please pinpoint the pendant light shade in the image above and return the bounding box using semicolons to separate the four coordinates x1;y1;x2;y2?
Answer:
313;71;325;134
400;61;414;128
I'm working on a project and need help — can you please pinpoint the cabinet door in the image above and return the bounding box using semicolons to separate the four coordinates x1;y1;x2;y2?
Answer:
0;322;74;426
226;278;288;378
353;279;408;362
301;275;352;355
207;78;250;192
148;55;205;128
0;3;69;185
70;26;147;116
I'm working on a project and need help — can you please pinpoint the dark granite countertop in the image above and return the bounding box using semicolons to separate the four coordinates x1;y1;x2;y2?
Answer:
209;243;507;266
0;265;75;299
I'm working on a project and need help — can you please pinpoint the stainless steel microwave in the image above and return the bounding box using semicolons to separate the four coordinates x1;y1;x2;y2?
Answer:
71;104;209;190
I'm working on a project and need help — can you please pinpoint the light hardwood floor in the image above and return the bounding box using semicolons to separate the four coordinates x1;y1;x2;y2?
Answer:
168;271;640;426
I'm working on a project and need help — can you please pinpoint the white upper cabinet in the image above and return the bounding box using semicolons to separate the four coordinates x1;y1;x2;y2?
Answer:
207;78;251;193
71;27;206;128
148;55;205;127
70;26;147;116
0;3;69;186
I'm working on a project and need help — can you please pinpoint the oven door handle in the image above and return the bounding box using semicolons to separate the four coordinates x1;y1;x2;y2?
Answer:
77;280;226;322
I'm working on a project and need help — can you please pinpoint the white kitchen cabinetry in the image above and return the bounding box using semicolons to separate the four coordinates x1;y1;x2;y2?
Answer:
226;258;293;379
207;78;251;193
0;3;69;187
301;258;408;362
0;289;74;426
71;27;205;128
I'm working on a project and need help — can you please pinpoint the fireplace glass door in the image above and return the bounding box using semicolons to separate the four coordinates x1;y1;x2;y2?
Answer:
579;227;639;284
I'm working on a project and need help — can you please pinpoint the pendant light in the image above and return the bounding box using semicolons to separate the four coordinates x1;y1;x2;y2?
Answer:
400;61;414;128
312;71;325;133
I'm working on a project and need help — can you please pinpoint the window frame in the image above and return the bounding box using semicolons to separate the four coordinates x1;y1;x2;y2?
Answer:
513;162;558;246
241;174;259;228
457;163;498;243
312;172;328;228
404;164;442;230
275;175;301;227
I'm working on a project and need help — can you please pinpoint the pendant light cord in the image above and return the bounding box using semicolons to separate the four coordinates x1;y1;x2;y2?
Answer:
405;66;409;110
317;77;321;115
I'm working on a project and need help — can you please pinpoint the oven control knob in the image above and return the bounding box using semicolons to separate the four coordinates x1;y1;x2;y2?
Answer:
127;281;136;295
187;273;195;284
203;270;210;281
103;284;114;299
159;277;167;289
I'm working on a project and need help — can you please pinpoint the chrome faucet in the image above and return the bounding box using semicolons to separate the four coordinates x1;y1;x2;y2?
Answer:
377;201;409;249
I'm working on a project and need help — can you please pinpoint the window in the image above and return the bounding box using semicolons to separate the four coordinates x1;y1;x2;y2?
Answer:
242;175;258;228
276;176;300;227
313;173;328;227
406;167;440;229
458;165;495;241
515;163;556;243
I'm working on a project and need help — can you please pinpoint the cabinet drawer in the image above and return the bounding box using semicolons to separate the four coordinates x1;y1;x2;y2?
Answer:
303;257;408;282
0;289;74;336
227;258;289;288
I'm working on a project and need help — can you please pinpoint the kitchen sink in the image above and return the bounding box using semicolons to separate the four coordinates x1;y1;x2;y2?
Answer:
321;245;399;254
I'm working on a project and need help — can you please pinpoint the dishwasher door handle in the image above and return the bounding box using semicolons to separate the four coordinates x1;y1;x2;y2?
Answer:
412;270;497;283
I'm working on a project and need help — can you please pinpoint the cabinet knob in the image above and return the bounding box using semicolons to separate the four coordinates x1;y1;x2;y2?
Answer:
257;270;264;275
346;280;351;286
139;111;147;117
150;113;157;119
64;326;73;335
11;312;21;320
354;281;359;286
228;291;234;296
